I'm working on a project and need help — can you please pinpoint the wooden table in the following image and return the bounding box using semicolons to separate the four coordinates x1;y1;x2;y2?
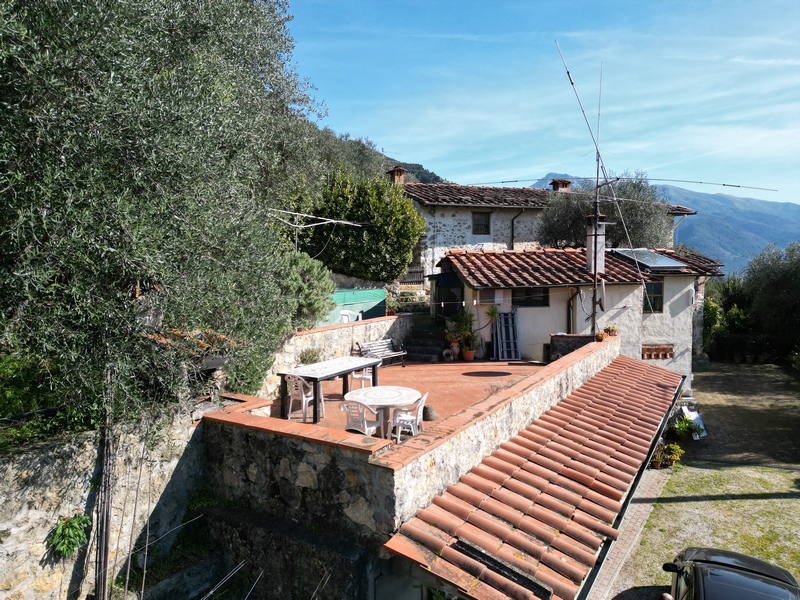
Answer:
278;356;382;424
344;386;421;437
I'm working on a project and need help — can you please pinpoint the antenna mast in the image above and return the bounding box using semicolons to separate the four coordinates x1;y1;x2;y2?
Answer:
556;40;609;333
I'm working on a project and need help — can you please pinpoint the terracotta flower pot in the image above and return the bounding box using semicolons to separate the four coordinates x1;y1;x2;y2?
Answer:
461;349;476;361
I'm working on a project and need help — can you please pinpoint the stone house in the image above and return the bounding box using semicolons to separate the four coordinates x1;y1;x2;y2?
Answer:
389;167;697;289
434;237;722;380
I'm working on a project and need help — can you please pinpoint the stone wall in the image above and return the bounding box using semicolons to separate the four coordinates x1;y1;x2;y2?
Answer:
202;336;621;543
0;411;206;600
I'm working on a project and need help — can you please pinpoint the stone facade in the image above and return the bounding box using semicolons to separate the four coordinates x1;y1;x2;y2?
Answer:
415;206;543;285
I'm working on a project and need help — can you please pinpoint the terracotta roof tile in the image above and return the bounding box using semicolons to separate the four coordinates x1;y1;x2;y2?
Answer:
438;247;722;289
385;355;683;599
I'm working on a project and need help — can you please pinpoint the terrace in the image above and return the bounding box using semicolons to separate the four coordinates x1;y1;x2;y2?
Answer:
201;335;682;599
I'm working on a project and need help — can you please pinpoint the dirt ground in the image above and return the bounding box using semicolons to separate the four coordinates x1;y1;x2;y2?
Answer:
604;359;800;599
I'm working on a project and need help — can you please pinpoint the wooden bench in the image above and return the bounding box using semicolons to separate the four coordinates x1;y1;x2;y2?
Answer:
358;339;406;366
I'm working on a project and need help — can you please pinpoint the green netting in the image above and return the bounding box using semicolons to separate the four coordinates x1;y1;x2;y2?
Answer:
316;289;386;326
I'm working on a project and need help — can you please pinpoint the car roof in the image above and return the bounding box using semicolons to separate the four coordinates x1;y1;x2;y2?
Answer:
699;565;800;600
682;547;799;589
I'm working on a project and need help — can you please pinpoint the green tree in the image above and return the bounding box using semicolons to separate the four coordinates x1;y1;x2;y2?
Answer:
743;243;800;339
536;171;673;248
300;172;427;282
0;0;330;429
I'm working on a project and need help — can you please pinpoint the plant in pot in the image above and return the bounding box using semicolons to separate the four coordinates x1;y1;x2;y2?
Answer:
603;323;618;336
461;332;478;361
445;330;462;359
672;414;704;441
385;294;399;316
650;439;684;469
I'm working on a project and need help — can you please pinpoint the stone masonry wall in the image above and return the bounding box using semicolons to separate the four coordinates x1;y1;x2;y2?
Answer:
202;337;621;546
0;412;205;600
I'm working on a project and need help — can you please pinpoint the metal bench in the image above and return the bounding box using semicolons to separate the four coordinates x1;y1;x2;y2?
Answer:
358;339;406;366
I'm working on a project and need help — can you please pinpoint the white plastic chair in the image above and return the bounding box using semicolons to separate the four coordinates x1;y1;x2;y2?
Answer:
285;374;324;422
340;400;384;437
352;353;382;388
389;392;428;443
340;310;362;323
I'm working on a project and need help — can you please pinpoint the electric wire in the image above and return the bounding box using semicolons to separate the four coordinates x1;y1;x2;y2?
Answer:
244;570;264;599
200;560;247;600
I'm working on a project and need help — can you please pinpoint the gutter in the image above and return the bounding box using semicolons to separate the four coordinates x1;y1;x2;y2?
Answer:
576;374;687;600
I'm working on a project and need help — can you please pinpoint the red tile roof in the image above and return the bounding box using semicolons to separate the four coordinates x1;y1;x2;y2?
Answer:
403;182;695;216
438;248;721;289
384;356;683;600
405;183;551;208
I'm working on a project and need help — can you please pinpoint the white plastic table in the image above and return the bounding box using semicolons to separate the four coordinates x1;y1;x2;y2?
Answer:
278;355;382;423
344;386;421;437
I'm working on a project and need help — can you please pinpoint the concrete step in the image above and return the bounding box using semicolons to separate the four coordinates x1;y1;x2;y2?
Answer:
406;351;440;363
405;343;445;355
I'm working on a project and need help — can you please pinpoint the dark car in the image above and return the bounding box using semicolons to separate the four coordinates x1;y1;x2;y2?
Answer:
662;547;800;600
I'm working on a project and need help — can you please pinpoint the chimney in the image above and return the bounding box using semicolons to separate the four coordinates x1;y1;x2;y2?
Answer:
387;166;407;185
586;214;607;274
550;178;572;192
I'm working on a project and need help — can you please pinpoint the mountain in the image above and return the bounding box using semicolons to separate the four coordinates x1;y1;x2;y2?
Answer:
531;173;800;274
656;185;800;274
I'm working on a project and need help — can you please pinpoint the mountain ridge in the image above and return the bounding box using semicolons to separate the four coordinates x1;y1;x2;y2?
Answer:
531;173;800;274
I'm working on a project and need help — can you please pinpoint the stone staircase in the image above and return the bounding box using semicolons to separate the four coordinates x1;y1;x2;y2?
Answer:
404;314;446;363
397;287;429;314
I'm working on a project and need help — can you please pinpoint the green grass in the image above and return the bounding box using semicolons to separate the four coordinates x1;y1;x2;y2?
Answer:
625;463;800;588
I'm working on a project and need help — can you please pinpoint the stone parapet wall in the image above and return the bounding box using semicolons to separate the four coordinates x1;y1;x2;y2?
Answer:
0;413;205;600
383;336;621;527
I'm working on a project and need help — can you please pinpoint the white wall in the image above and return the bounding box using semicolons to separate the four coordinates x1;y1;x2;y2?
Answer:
463;277;696;378
571;278;696;379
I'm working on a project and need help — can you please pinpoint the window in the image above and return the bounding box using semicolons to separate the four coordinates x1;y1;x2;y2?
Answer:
512;287;549;307
477;289;498;305
472;212;490;235
643;280;663;313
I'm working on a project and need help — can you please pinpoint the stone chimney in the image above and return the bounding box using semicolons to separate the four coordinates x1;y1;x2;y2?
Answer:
387;166;407;184
550;178;572;192
586;213;607;274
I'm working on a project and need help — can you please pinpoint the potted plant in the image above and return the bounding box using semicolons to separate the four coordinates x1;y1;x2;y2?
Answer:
603;323;618;336
650;439;684;469
445;331;462;359
461;332;478;361
672;414;704;441
385;294;399;316
595;331;607;342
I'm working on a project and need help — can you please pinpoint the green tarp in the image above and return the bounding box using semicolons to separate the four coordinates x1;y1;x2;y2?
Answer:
316;288;386;327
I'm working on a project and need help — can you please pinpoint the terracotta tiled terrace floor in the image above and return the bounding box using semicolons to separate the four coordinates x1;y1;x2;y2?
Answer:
269;359;544;433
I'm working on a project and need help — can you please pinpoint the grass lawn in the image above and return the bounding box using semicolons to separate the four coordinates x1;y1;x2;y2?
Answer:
618;461;800;593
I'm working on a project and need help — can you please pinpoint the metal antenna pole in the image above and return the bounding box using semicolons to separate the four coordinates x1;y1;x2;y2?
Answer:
591;64;603;334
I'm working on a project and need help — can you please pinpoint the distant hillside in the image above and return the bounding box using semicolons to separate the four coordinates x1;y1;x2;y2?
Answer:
532;173;800;274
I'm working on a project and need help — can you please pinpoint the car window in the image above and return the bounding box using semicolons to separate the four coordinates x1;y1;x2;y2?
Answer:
676;568;694;600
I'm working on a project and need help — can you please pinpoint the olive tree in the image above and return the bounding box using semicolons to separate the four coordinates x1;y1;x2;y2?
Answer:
0;0;331;428
537;171;673;248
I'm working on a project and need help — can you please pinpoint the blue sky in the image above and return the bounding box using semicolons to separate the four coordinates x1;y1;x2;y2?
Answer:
287;1;800;204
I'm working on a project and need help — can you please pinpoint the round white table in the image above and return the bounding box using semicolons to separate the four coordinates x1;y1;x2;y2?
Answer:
344;386;421;437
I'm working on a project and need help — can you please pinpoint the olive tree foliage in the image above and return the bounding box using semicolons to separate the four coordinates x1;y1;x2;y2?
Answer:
743;243;800;339
0;0;333;428
536;171;674;249
300;172;427;282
